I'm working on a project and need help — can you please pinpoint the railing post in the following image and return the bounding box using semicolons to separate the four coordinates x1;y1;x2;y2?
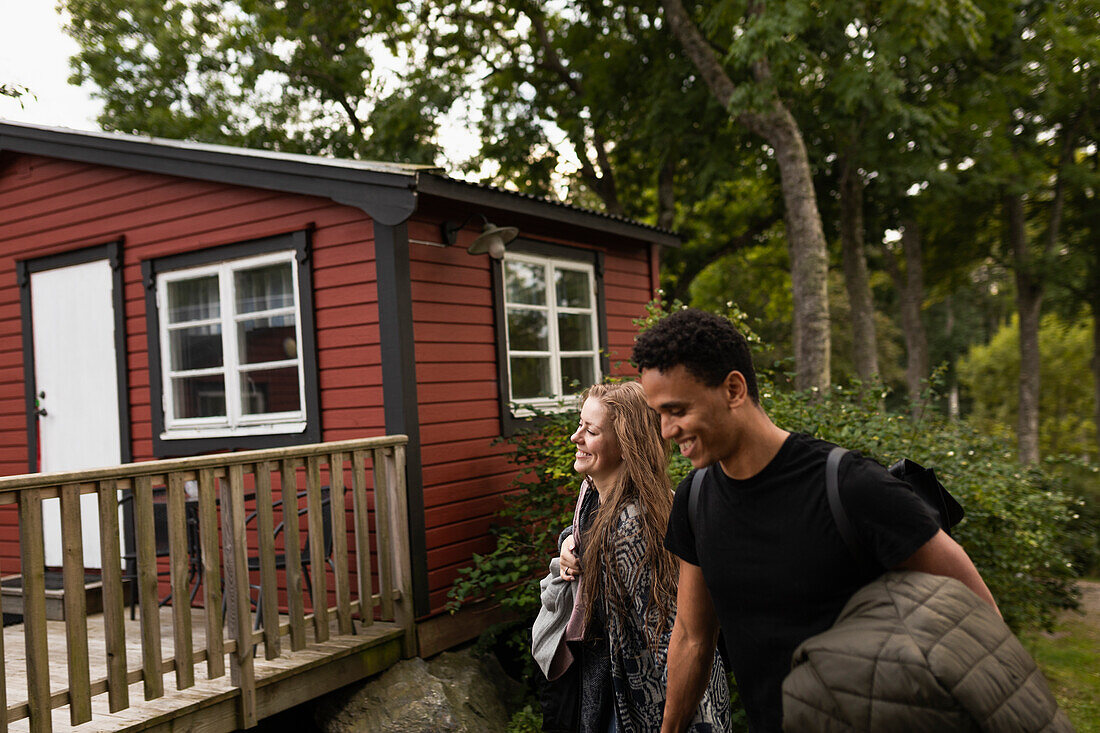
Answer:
133;475;164;700
351;450;373;627
280;459;307;651
97;478;129;712
0;581;5;733
384;445;417;658
60;483;92;724
167;473;194;690
305;456;329;642
255;462;281;659
18;490;50;733
222;464;257;728
372;450;394;622
197;468;225;679
328;452;352;636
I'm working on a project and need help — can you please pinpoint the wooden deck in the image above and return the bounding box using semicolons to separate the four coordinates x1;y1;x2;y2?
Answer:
0;437;417;732
3;608;404;732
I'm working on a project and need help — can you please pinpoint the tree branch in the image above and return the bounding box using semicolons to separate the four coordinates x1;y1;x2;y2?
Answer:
524;6;621;214
659;0;738;108
659;0;769;136
1044;115;1079;255
529;11;582;96
657;156;676;231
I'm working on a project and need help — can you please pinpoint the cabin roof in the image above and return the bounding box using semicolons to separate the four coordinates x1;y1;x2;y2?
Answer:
0;120;679;246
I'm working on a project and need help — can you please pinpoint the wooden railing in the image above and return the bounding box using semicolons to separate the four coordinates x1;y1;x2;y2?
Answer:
0;436;415;732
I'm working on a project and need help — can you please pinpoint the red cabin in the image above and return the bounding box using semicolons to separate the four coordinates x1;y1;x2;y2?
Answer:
0;120;675;652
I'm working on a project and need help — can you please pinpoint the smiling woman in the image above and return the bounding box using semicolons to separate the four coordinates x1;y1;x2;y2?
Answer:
536;381;730;733
569;396;622;487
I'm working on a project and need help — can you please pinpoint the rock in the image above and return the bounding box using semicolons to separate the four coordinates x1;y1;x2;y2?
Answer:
314;647;523;733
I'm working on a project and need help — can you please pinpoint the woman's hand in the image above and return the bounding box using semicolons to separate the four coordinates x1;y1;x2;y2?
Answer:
560;533;580;581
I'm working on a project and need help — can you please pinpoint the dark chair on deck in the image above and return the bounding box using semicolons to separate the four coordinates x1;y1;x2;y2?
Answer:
119;487;203;619
239;487;334;629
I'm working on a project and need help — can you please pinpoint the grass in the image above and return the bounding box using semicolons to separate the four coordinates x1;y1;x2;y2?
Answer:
1021;581;1100;732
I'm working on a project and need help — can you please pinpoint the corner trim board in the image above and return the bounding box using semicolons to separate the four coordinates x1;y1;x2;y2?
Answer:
373;220;429;617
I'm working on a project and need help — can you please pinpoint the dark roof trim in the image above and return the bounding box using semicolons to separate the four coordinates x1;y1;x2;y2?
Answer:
0;121;420;226
0;121;681;244
416;173;681;248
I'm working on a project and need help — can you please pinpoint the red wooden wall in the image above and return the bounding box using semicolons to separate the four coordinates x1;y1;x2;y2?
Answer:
405;217;655;611
0;153;386;576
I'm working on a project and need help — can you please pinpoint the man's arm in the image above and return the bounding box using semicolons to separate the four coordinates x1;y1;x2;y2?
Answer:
895;529;1001;615
661;560;719;733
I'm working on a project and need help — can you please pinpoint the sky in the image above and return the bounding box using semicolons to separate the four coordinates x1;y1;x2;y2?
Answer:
0;2;103;131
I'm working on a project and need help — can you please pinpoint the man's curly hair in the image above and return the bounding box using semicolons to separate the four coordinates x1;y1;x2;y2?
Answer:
632;308;760;401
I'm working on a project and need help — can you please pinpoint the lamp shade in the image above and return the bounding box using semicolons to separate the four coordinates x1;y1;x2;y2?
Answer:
467;222;519;259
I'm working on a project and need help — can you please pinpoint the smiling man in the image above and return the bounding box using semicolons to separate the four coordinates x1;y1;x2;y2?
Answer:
633;309;997;733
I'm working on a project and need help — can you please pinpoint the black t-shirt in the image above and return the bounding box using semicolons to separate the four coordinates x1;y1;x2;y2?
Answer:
664;432;940;733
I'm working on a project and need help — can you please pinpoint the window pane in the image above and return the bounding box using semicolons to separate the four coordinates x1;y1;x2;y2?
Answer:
561;357;596;395
505;261;546;305
556;269;591;308
235;262;294;314
167;276;219;323
557;313;594;352
238;315;297;365
170;325;223;371
507;308;549;351
510;357;553;400
241;367;301;415
172;375;226;418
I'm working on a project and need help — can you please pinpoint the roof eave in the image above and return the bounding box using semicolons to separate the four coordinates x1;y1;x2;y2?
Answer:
415;173;681;248
0;121;420;225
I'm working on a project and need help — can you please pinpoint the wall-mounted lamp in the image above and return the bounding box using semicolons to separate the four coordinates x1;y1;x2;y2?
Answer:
441;214;519;260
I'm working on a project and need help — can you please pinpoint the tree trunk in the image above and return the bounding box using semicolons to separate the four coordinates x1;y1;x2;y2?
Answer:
768;106;831;392
885;222;929;417
945;295;959;421
839;158;879;381
657;156;676;231
1008;193;1042;465
658;0;830;393
1093;302;1100;460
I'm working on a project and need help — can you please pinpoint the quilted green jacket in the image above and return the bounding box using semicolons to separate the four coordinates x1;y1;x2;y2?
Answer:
782;571;1073;732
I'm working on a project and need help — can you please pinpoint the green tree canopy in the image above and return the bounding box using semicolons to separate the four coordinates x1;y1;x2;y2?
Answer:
65;0;452;163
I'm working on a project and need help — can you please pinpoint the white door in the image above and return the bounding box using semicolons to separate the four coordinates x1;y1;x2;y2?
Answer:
31;258;122;568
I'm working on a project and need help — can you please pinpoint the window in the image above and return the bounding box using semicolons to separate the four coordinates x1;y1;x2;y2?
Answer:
143;230;320;455
502;252;601;414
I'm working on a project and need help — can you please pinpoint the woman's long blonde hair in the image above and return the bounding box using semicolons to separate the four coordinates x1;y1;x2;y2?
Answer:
577;381;678;648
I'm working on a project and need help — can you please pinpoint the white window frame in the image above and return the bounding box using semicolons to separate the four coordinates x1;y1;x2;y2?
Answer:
503;252;601;416
156;250;307;439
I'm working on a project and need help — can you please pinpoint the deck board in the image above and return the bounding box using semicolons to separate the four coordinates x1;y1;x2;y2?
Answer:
2;606;403;732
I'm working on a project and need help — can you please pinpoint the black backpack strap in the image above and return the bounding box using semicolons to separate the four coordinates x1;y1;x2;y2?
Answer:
687;466;708;560
826;447;863;561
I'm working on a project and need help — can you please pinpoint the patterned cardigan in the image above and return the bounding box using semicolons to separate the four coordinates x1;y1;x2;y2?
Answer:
592;501;731;732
